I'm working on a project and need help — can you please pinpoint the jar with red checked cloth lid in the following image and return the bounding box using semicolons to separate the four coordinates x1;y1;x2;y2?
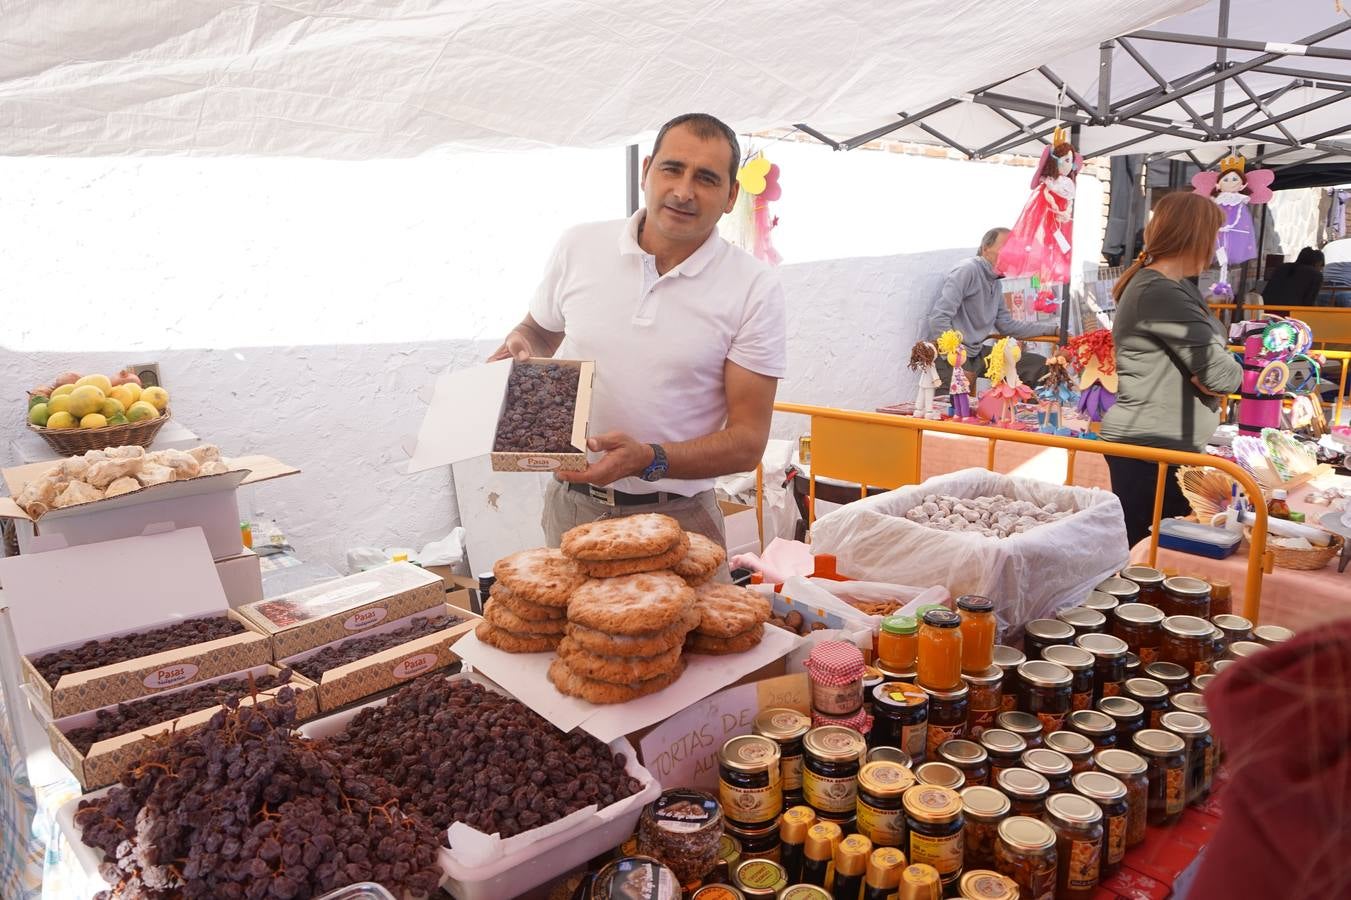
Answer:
806;641;867;717
812;706;873;734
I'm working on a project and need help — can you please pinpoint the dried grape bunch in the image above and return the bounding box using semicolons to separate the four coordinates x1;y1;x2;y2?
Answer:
493;362;580;453
250;598;311;628
292;616;460;681
331;676;642;840
64;671;292;754
74;688;442;900
33;616;247;686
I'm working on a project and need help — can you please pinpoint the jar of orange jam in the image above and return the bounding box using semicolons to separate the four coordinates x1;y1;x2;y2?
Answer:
957;596;996;673
879;615;919;672
918;609;964;691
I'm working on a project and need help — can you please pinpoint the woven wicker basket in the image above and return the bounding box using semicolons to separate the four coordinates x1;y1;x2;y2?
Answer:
28;408;171;456
1246;528;1344;571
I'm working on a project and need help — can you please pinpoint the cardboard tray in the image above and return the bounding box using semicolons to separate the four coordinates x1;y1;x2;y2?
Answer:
236;563;450;659
279;602;478;711
41;664;318;790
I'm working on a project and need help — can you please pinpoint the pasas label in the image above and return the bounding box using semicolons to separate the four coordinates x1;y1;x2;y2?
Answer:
145;663;198;689
392;653;438;679
344;607;388;631
517;456;562;471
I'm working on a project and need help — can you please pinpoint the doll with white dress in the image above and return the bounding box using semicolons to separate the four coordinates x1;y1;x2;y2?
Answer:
909;341;942;420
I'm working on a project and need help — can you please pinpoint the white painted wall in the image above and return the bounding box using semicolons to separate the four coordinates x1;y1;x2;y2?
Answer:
0;142;1103;569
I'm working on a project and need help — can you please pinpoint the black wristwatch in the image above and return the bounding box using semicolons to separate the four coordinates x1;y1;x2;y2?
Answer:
639;443;669;482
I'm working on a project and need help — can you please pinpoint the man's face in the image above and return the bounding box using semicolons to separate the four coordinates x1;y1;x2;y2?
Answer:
641;125;739;246
982;231;1009;266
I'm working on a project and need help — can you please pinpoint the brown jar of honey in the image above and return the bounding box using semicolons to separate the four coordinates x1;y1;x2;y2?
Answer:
1111;604;1165;665
1119;566;1165;606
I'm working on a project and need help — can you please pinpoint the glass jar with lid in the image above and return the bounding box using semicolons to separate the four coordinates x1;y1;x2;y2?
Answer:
963;666;1003;738
1160;576;1211;619
994;711;1044;750
978;729;1027;781
1094;576;1141;604
917;609;964;691
870;682;929;759
995;767;1051;818
1075;633;1129;703
957;596;997;673
802;726;867;825
867;746;913;768
960;785;1011;871
1212;658;1236;674
1022;619;1075;660
1253;624;1294;646
1045;793;1103;899
862;667;884;717
1226;640;1265;661
1141;662;1189;695
1123;651;1141;680
1160;711;1214;805
1168;692;1206;717
1082;591;1119;615
856;760;916;848
863;847;905;900
805;641;867;716
1056;607;1107;636
1021;747;1073;794
718;735;783;830
1211;614;1253;650
1042;646;1095;711
1190;672;1216;692
1122;678;1170;729
1131;729;1187;825
1160;616;1216;677
994;816;1058;900
1119;566;1166;606
921;683;970;758
1044;731;1095;774
1016;660;1073;734
1206;579;1232;616
902;785;965;891
754;709;811;807
1071;771;1128;876
938;739;990;787
1096;696;1146;744
1111;603;1165;665
957;870;1019;900
878;614;919;672
1093;748;1149;848
1067;710;1117;750
993;645;1026;713
914;761;965;792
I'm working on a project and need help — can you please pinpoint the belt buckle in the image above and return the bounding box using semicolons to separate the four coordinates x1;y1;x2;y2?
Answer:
587;484;617;507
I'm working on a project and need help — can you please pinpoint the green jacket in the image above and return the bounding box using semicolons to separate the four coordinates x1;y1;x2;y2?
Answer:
1100;269;1243;452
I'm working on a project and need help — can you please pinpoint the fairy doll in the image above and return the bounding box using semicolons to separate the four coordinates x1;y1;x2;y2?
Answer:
977;337;1034;424
997;127;1083;286
1067;329;1117;432
909;340;942;420
936;329;973;419
1036;349;1078;434
1191;154;1275;294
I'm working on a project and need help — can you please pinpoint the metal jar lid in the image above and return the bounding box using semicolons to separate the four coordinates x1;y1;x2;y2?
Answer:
1131;728;1186;757
1046;793;1103;827
1113;602;1164;625
1142;662;1189;687
1094;748;1148;777
995;711;1043;738
858;760;917;798
1095;576;1141;600
1253;624;1295;645
1068;709;1116;736
772;887;822;900
963;665;1004;687
1042;645;1094;672
1097;696;1145;720
1227;640;1265;659
1021;748;1072;777
1162;615;1213;639
1162;576;1210;598
1120;565;1165;586
993;644;1026;671
958;870;1020;900
996;767;1050;799
719;735;782;774
922;608;961;629
802;726;867;763
961;784;1012;820
866;746;914;768
1044;731;1094;759
1072;770;1127;802
732;858;788;897
938;739;990;767
1169;693;1208;718
692;885;748;900
1123;677;1169;701
914;761;966;791
881;614;919;636
902;784;963;823
1160;711;1211;736
1017;660;1073;687
874;682;929;712
996;815;1056;851
1076;633;1129;659
595;857;681;900
1083;590;1120;612
919;682;970;703
1212;614;1253;636
979;728;1028;756
1057;607;1107;632
1025;619;1075;642
1191;673;1216;691
957;595;995;613
754;708;811;742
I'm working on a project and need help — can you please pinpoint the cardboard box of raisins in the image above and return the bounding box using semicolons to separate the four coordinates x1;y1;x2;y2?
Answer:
43;664;319;790
0;528;274;720
404;357;595;474
279;603;479;711
236;562;460;660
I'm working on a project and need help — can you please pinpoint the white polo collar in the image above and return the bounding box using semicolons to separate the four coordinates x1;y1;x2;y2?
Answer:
618;209;723;277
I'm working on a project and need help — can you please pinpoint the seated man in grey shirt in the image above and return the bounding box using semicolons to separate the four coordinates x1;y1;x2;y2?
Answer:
928;227;1057;394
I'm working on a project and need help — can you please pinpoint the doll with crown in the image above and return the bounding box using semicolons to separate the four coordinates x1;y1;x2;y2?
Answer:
1192;153;1275;295
997;127;1083;285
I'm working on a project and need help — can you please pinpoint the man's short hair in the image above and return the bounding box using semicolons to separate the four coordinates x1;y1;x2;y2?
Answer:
651;114;741;187
979;227;1011;255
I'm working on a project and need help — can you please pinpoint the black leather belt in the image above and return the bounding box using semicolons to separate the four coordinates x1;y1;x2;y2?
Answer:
567;482;672;507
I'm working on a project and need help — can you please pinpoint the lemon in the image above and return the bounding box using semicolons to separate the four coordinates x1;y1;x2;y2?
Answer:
28;403;49;426
79;413;109;429
106;413;129;426
127;401;159;422
75;374;113;394
45;411;76;429
50;384;76;399
47;394;73;415
68;385;105;417
28;394;48;410
109;384;140;409
140;386;169;412
99;397;126;418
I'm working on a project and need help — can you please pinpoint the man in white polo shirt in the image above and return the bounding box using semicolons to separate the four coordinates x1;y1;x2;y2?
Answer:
490;113;787;549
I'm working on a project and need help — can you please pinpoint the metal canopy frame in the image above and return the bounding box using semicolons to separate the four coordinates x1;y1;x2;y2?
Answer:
795;0;1351;166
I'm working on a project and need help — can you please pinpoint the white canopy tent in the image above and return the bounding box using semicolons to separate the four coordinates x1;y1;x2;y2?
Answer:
2;0;1202;158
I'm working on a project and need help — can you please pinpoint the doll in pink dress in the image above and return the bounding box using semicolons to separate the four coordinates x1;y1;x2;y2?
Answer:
936;329;972;419
997;129;1082;286
977;337;1035;424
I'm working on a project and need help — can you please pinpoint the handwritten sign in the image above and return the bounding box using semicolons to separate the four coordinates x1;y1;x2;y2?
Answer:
639;674;809;791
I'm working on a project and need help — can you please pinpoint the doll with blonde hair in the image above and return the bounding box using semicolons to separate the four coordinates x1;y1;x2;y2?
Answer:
977;337;1035;424
936;329;973;420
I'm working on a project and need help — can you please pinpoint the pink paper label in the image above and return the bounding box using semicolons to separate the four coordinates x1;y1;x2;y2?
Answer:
392;653;438;680
344;607;388;631
145;663;199;690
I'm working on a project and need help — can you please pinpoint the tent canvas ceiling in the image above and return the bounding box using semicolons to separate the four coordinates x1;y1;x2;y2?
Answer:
2;0;1202;158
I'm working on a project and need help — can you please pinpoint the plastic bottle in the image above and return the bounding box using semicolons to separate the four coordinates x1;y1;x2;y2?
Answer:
1267;490;1291;520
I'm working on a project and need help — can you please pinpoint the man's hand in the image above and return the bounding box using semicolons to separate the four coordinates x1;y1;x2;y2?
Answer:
488;329;535;363
554;432;656;487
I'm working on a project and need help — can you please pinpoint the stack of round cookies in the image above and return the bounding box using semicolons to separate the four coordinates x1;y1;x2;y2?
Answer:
686;582;772;654
475;548;583;652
